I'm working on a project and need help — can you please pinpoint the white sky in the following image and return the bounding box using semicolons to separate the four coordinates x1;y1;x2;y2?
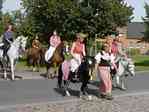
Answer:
2;0;22;12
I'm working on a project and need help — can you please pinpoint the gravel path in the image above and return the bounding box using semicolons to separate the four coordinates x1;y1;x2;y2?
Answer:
1;94;149;112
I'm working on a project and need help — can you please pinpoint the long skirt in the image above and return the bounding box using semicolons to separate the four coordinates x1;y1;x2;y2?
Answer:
61;60;71;80
70;54;82;72
45;46;56;62
98;66;112;95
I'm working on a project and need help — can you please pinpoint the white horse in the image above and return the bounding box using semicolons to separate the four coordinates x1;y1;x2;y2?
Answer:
112;57;135;90
0;35;28;80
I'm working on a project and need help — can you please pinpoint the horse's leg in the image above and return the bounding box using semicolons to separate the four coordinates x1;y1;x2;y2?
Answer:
58;63;71;96
64;80;70;96
46;64;52;79
53;63;57;78
32;61;36;72
2;58;7;80
80;75;90;97
3;65;7;80
36;59;40;72
120;75;127;90
115;75;120;88
10;59;15;80
57;64;63;88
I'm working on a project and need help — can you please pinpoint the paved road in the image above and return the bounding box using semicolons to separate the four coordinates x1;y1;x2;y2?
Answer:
0;71;148;107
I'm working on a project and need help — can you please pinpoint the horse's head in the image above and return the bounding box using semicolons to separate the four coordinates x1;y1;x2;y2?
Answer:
16;35;28;52
127;58;135;76
83;56;95;67
120;57;135;77
79;56;95;73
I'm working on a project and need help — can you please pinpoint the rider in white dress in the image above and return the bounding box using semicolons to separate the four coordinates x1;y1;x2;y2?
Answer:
45;30;61;62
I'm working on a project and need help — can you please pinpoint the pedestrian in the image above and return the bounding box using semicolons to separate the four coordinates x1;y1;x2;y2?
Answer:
95;43;117;100
111;34;127;59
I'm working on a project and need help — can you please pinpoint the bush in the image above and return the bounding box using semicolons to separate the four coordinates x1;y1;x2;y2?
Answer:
86;39;102;56
127;48;140;56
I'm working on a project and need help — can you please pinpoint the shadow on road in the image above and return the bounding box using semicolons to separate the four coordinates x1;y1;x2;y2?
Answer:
54;88;80;97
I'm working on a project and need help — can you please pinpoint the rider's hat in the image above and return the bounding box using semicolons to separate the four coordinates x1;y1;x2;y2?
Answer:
118;33;124;37
76;33;88;39
35;35;39;39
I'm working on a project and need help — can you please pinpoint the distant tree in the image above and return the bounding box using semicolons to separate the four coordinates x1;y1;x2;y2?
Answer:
143;3;149;42
0;0;3;34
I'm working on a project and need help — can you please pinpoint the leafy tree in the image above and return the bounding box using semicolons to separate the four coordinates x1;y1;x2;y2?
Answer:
143;3;149;42
21;0;133;43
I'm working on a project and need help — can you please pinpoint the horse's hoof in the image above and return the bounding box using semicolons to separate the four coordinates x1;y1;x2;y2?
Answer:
4;77;8;80
32;68;36;72
88;95;92;100
11;79;15;82
79;92;83;98
57;84;62;89
47;75;51;79
66;90;71;96
120;87;127;91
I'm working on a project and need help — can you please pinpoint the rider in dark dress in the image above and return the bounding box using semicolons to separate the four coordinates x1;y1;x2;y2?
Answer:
2;24;14;58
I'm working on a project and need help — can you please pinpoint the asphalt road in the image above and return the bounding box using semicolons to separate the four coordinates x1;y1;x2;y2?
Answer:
0;71;148;107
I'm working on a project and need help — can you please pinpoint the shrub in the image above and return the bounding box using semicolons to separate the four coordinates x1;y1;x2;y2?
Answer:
127;48;140;56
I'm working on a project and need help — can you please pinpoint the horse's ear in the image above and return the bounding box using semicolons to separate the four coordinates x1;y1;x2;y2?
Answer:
17;36;21;40
26;36;28;40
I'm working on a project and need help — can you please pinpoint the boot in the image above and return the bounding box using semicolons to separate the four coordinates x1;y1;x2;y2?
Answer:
105;93;114;100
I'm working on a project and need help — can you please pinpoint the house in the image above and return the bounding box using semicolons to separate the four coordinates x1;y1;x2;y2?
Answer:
117;22;149;54
95;22;149;54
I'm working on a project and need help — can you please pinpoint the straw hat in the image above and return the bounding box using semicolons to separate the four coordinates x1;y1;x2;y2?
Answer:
118;33;124;37
76;33;88;39
35;35;39;39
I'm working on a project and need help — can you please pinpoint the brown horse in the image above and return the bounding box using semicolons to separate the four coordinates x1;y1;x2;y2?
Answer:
46;42;65;79
26;47;46;72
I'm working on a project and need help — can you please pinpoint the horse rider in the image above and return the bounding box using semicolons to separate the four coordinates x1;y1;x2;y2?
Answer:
32;35;41;49
95;43;117;100
111;33;128;62
45;30;61;62
70;33;87;78
2;24;15;59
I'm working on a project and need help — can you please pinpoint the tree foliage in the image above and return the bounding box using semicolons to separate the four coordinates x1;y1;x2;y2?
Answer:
143;3;149;42
21;0;133;42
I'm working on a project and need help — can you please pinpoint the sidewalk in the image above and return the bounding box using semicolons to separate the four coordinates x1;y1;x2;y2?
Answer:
0;94;149;112
15;70;45;80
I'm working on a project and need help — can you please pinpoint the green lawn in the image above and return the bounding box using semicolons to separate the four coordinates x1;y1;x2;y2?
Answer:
16;59;28;70
132;55;149;71
16;58;46;72
15;55;149;72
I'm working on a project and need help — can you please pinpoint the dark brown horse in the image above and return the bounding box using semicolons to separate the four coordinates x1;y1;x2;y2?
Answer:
26;47;46;72
46;42;65;79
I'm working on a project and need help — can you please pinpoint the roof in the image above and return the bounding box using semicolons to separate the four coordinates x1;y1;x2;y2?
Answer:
127;22;145;39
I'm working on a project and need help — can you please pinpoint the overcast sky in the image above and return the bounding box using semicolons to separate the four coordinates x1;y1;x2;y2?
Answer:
2;0;149;22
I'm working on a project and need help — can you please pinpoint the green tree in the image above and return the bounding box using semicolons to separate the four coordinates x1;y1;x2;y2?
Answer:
21;0;133;43
143;3;149;42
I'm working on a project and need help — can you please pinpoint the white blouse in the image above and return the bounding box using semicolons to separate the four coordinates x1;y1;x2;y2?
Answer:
95;51;115;64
